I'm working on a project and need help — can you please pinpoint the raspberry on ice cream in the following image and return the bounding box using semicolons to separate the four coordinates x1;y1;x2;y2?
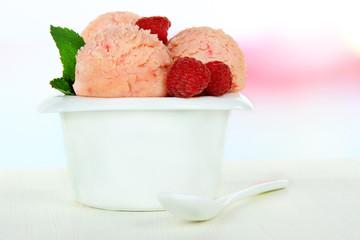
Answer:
167;27;246;92
74;24;173;97
135;16;171;44
205;61;233;96
166;57;210;98
81;11;140;42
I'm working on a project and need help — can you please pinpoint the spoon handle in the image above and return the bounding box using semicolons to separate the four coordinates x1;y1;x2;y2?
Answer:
220;179;289;207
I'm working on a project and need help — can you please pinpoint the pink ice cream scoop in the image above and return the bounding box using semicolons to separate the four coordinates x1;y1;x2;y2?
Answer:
81;11;140;43
167;27;246;92
74;24;173;97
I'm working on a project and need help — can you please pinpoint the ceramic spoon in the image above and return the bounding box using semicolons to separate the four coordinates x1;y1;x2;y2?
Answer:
158;179;289;221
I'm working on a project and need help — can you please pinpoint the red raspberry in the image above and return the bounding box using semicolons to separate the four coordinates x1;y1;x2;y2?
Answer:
135;16;171;44
205;61;233;96
166;57;211;98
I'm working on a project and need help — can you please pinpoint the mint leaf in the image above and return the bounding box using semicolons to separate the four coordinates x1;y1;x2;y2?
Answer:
50;25;85;80
50;77;75;95
50;25;85;95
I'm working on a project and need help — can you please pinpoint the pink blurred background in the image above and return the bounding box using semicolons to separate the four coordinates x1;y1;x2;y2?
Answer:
227;33;360;161
0;0;359;166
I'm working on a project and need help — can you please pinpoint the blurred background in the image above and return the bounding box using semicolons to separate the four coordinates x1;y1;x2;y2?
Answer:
0;0;359;167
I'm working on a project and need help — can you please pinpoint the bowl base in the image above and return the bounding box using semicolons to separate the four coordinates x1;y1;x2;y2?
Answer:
75;199;166;212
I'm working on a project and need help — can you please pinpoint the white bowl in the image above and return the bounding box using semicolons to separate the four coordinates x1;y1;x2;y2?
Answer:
39;93;252;211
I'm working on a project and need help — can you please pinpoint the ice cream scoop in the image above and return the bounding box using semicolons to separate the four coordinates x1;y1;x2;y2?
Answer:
167;27;247;92
158;179;289;221
81;11;140;42
74;24;173;97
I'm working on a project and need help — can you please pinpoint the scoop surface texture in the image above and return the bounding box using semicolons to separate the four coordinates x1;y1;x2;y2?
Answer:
81;11;140;43
74;24;173;97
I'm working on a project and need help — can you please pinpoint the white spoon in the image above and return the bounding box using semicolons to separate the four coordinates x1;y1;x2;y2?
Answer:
158;179;289;221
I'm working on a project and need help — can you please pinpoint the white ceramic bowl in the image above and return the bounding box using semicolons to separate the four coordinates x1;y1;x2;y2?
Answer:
39;93;252;211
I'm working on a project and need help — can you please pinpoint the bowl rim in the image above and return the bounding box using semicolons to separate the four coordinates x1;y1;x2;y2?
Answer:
38;93;253;113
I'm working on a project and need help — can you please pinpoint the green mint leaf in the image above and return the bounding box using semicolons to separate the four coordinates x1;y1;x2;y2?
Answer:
50;77;76;95
50;25;85;95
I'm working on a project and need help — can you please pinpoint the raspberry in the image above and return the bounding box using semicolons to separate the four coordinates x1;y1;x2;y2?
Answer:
135;16;171;44
166;57;211;98
205;61;233;96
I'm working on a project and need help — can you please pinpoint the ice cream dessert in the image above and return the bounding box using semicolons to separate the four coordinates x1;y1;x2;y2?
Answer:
81;11;140;43
167;27;246;92
44;12;252;211
74;24;173;97
49;12;246;98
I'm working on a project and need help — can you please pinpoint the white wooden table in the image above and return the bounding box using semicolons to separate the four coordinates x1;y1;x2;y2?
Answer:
1;159;359;240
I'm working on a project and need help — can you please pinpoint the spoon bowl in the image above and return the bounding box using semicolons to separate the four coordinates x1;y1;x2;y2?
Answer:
158;193;223;221
158;179;289;221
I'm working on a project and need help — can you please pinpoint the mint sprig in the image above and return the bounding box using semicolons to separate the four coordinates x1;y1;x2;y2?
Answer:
50;25;85;95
